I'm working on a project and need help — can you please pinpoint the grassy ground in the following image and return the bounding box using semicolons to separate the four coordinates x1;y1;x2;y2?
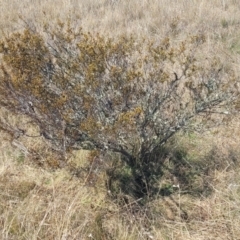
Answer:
1;124;240;239
1;0;240;239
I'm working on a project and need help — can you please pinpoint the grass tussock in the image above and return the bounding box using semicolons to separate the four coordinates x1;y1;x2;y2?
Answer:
0;0;240;239
1;125;240;239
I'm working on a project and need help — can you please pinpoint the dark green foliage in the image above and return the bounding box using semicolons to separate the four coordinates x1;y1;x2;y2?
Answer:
106;141;215;202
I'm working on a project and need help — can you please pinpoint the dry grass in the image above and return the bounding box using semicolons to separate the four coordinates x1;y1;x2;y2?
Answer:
1;0;240;239
1;128;240;239
1;0;240;40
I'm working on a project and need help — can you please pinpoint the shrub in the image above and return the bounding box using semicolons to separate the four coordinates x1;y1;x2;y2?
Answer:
0;22;237;199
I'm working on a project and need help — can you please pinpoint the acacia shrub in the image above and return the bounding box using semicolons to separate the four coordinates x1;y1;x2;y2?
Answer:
0;23;237;199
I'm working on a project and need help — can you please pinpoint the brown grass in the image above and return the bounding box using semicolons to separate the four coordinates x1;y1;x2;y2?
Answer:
1;128;240;239
1;0;240;239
